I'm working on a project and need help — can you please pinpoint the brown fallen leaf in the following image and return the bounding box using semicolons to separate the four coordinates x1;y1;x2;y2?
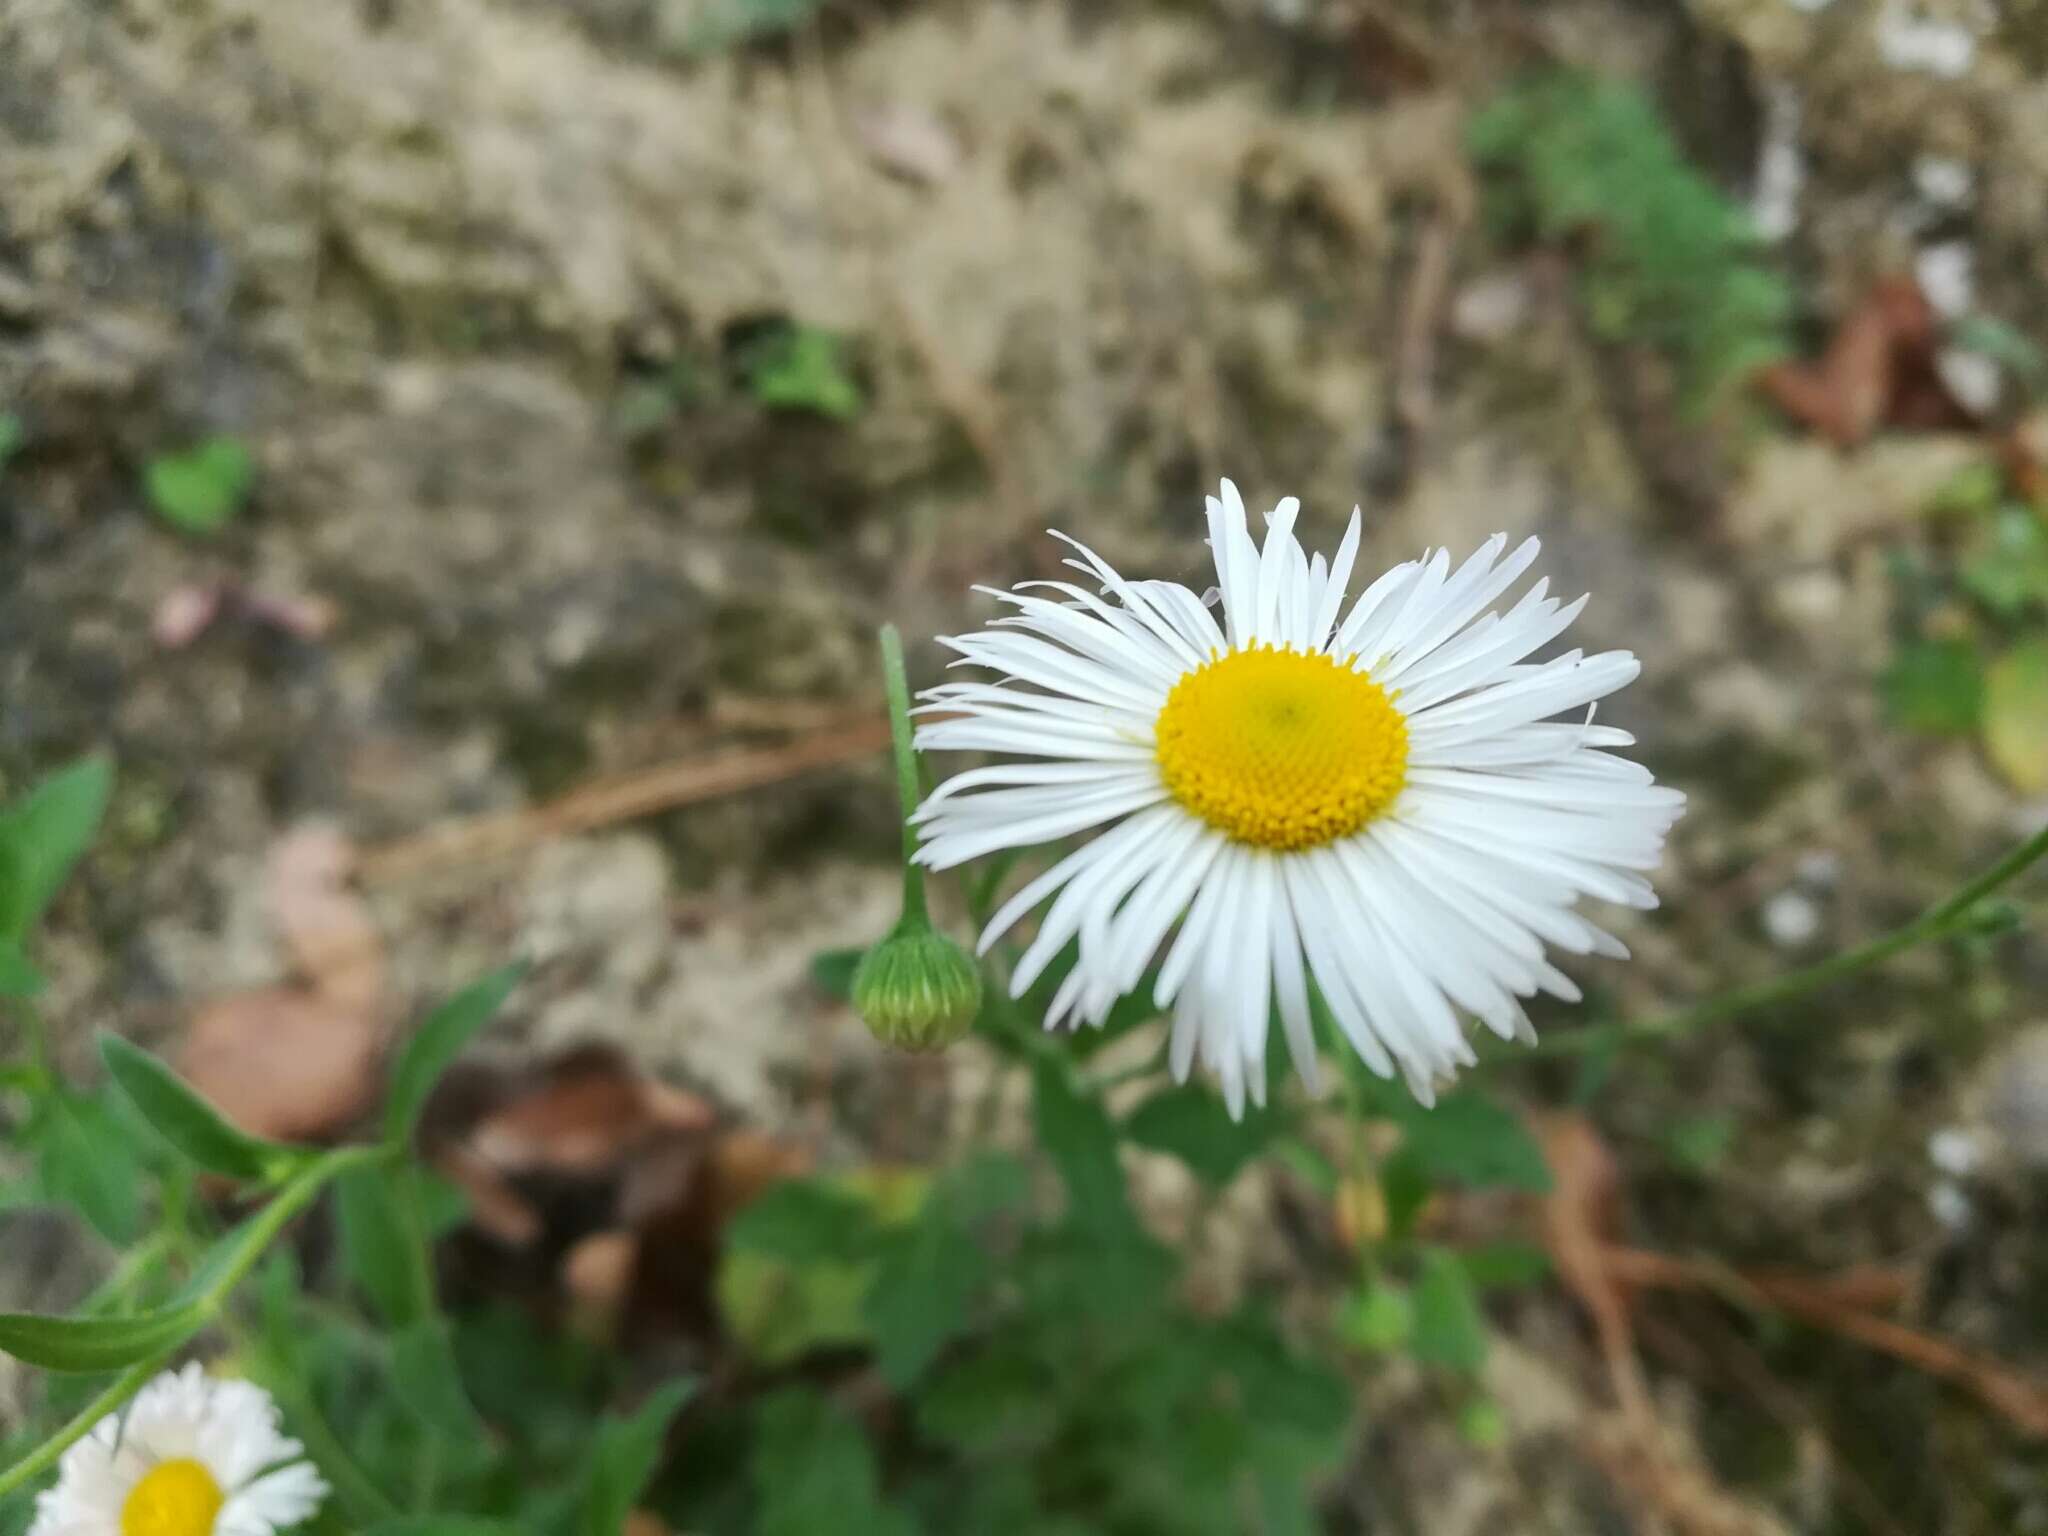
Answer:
266;824;384;1014
179;988;383;1143
1758;275;1979;449
461;1044;715;1177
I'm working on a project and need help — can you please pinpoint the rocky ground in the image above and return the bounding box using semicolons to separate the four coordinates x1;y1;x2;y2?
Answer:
6;0;2048;1529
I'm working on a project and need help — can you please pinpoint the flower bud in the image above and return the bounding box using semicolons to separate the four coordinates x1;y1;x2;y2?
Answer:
852;919;983;1052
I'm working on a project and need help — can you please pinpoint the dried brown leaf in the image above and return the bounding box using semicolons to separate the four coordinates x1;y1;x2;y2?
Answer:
266;824;384;1013
179;987;382;1142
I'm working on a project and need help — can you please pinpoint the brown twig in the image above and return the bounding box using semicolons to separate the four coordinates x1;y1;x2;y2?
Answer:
1600;1245;2048;1438
357;716;891;886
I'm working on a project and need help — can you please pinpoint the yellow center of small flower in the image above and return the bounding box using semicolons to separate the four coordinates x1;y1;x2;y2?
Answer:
1155;645;1407;850
121;1459;224;1536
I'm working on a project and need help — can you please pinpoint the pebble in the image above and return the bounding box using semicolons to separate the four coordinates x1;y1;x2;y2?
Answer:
1762;889;1823;948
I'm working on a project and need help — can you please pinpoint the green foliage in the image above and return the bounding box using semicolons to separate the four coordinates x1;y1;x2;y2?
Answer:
735;322;864;420
1883;479;2048;789
1984;638;2048;793
144;436;254;535
1882;638;1985;735
578;1381;695;1536
1469;71;1792;409
337;1167;432;1325
99;1034;303;1182
1663;1113;1735;1175
0;756;112;942
1338;1282;1412;1354
29;1087;146;1243
1124;1083;1282;1187
393;1320;488;1440
1031;1059;1136;1236
1961;508;2048;619
674;0;829;55
0;1304;197;1373
1389;1088;1550;1192
0;414;21;474
384;965;526;1148
1410;1248;1489;1374
0;940;41;999
752;1393;918;1536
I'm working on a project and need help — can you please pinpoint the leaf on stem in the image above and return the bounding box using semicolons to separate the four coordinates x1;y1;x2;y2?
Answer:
0;755;112;941
385;965;527;1149
99;1034;305;1182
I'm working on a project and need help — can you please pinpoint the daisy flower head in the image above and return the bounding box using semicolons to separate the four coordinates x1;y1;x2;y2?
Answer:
912;481;1684;1116
30;1362;327;1536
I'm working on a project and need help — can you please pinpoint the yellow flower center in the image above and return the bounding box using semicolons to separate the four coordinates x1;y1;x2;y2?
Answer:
121;1458;224;1536
1155;645;1407;850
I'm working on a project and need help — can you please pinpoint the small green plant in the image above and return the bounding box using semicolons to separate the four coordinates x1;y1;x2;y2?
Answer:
1469;72;1793;411
1882;467;2048;790
667;0;829;55
144;436;254;536
735;322;864;421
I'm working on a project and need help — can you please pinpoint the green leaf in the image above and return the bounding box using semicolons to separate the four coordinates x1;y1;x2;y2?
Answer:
1031;1061;1133;1236
1984;639;2048;793
364;1523;528;1536
1663;1113;1735;1175
0;1304;200;1372
1960;509;2048;618
1125;1084;1278;1187
36;1090;143;1243
0;755;112;941
384;964;525;1148
392;1320;487;1439
717;1248;877;1366
1881;639;1985;736
864;1202;983;1388
1379;1146;1432;1243
144;436;253;535
726;1180;881;1263
1396;1089;1550;1192
0;937;44;998
98;1034;301;1181
1458;1241;1553;1291
1411;1248;1489;1373
677;0;829;52
579;1379;695;1536
751;1391;918;1536
0;413;22;473
335;1167;429;1326
810;946;863;1001
1337;1283;1412;1353
739;324;863;420
917;1350;1059;1455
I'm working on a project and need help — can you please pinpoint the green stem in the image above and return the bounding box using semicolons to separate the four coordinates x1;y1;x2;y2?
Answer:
0;1143;390;1503
77;1231;171;1316
0;1352;176;1501
1541;822;2048;1060
227;1312;398;1525
878;624;929;924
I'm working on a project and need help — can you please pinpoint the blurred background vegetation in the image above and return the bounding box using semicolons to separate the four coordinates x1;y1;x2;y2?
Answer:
5;0;2048;1531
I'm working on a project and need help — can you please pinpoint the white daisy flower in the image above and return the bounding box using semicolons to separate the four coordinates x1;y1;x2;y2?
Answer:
30;1362;328;1536
912;481;1684;1116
